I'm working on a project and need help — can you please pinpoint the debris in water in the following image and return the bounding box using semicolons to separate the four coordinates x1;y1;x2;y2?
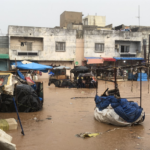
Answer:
36;120;43;122
46;117;52;120
33;117;37;120
76;132;99;138
76;128;126;139
137;136;144;139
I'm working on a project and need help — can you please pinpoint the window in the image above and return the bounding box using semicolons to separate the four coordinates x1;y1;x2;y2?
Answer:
56;42;65;52
121;45;129;53
26;42;32;51
95;43;104;53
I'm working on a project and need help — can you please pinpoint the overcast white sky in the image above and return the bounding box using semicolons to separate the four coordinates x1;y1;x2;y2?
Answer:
0;0;150;35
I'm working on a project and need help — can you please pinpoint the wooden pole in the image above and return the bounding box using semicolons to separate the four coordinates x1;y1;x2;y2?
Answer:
140;68;142;107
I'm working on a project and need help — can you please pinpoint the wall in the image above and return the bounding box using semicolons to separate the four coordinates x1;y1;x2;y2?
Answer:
8;26;76;61
83;16;106;27
0;36;9;54
60;11;82;28
84;30;143;58
75;39;84;66
10;37;43;51
67;23;83;30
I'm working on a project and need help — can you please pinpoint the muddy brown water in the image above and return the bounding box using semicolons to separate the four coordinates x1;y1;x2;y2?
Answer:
0;80;150;150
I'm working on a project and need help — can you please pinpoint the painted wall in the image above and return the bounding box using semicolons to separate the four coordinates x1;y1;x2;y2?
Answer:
60;11;82;28
75;39;84;66
83;16;106;27
84;30;143;58
0;48;9;54
8;26;76;61
0;36;9;54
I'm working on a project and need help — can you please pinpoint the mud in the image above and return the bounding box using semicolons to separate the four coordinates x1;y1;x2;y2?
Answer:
0;80;150;150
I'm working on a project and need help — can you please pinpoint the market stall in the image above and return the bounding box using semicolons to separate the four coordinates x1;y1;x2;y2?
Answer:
77;72;97;88
48;66;76;87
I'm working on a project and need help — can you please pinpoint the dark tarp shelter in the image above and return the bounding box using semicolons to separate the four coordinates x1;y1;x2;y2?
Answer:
71;66;90;73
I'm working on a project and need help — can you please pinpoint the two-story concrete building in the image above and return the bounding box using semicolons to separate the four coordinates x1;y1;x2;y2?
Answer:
8;25;77;76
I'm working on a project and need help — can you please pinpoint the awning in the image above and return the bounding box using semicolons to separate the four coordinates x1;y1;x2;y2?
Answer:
84;57;104;64
102;57;116;62
114;57;144;60
0;54;9;59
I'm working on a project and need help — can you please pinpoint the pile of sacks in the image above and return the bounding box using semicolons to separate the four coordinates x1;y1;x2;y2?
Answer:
94;95;145;126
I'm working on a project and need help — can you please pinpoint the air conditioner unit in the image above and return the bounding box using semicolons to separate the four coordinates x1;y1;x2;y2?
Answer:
17;51;38;56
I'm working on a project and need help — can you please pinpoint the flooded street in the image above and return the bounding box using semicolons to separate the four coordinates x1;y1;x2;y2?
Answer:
1;80;150;150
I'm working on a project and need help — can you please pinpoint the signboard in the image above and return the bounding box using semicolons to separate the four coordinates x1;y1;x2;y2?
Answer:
75;61;79;66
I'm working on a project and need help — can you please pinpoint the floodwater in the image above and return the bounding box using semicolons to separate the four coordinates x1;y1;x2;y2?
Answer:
1;80;150;150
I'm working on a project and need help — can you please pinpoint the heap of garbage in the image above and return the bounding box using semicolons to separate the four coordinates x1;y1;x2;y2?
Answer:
0;71;43;112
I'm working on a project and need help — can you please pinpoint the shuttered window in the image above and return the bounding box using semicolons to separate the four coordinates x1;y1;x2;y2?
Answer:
26;42;32;51
95;43;104;53
56;42;65;52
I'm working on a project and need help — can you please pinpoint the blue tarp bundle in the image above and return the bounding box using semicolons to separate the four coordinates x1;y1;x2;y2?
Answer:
11;62;52;72
48;71;55;76
95;95;143;123
137;73;147;81
128;73;137;81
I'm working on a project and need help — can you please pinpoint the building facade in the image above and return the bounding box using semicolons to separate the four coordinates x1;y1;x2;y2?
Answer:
8;25;77;76
83;15;106;27
60;11;82;28
0;36;9;71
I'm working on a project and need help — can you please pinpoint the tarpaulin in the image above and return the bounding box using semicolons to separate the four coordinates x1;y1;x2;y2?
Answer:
71;66;90;73
114;57;144;61
11;62;53;72
95;95;144;123
0;85;43;112
16;62;52;72
53;66;71;70
102;57;116;62
84;57;104;64
17;70;25;80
